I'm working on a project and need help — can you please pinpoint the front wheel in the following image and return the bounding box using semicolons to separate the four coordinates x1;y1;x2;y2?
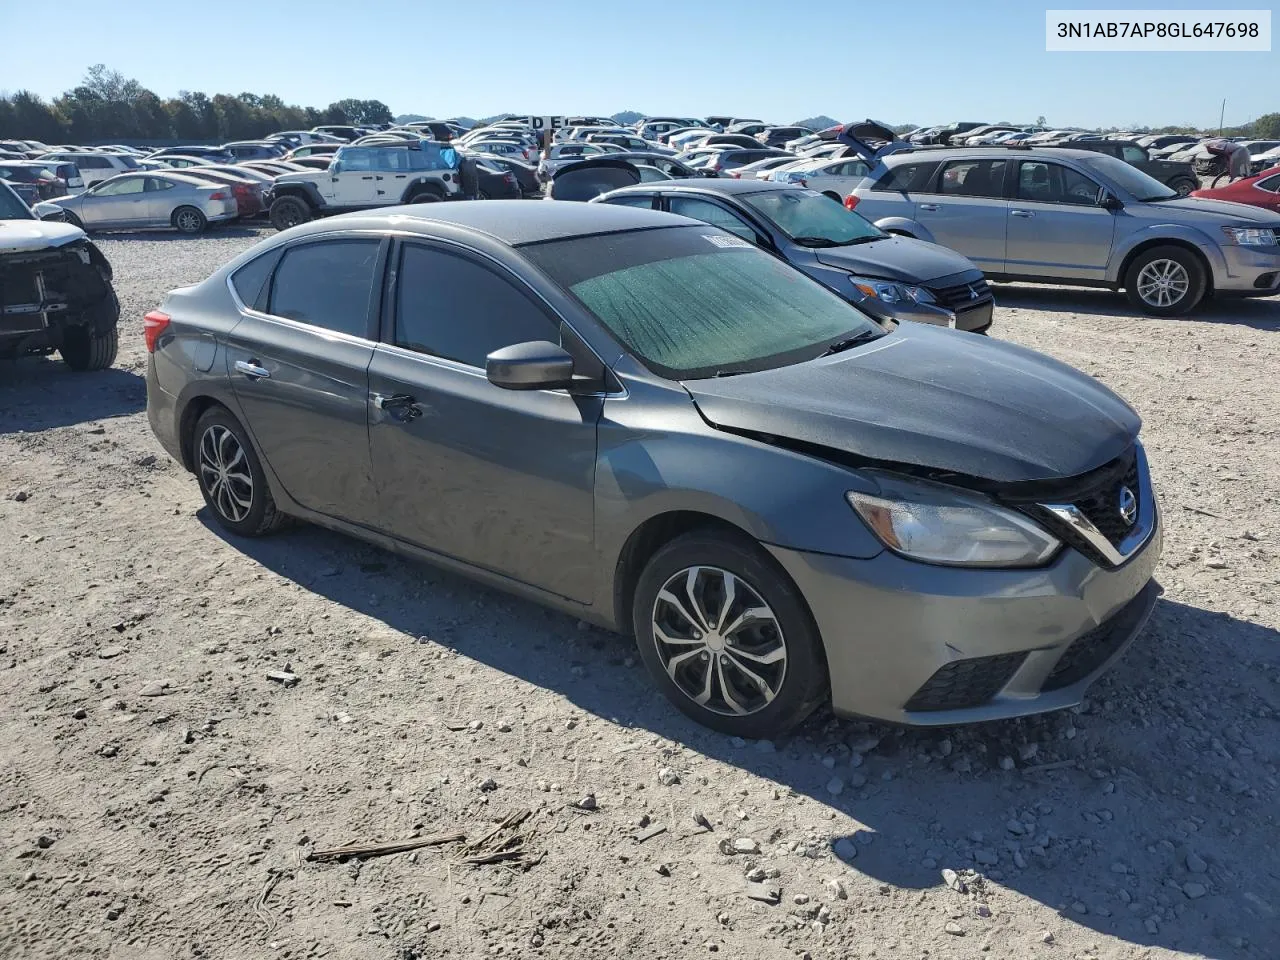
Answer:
1124;246;1206;316
59;324;118;371
193;407;286;537
269;196;312;231
406;191;441;205
1171;178;1197;197
63;210;85;231
631;530;828;738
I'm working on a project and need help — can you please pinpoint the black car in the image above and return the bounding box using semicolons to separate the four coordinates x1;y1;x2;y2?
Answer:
148;145;236;163
472;155;541;196
474;159;521;199
594;179;994;332
758;126;813;148
593;152;710;179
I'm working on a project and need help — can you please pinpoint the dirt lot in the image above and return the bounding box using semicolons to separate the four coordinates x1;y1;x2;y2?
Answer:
1;227;1277;960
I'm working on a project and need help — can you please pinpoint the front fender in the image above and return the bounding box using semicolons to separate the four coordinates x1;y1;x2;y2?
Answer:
273;181;326;210
1107;223;1227;283
871;215;935;242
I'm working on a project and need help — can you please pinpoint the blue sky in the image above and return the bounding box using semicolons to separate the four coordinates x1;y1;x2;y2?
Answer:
4;0;1275;128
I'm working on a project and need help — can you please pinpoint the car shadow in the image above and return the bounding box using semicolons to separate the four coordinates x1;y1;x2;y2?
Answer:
201;512;1279;957
0;360;144;434
994;283;1280;328
83;224;269;241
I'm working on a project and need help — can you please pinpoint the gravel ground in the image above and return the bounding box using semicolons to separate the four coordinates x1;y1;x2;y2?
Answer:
1;226;1277;960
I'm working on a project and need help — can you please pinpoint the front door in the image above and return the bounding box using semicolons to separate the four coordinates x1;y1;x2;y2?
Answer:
79;175;153;227
1005;160;1116;280
223;236;384;525
912;157;1010;272
327;147;381;206
367;240;600;602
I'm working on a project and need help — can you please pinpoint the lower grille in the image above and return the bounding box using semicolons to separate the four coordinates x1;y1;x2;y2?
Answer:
905;652;1027;712
1041;587;1153;691
928;276;993;310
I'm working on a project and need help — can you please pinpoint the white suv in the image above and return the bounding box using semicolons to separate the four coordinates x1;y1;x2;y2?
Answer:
38;151;140;187
267;140;464;231
767;158;871;201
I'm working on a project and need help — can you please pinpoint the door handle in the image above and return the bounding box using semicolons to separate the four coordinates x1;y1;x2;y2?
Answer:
1010;209;1036;218
918;203;940;212
361;175;374;180
372;393;422;421
234;360;270;380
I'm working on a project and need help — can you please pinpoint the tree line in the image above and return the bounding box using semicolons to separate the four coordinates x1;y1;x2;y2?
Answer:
0;65;393;144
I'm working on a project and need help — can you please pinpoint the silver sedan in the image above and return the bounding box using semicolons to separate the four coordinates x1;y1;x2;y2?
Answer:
49;172;240;234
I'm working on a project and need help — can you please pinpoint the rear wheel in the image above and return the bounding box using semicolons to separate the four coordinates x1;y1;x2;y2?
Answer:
1171;178;1197;197
406;190;441;204
1124;246;1206;316
269;196;311;231
193;407;286;536
172;206;207;234
631;530;828;737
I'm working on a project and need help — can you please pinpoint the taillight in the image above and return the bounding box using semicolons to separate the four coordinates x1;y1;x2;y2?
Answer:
208;190;228;200
844;195;859;211
143;311;171;352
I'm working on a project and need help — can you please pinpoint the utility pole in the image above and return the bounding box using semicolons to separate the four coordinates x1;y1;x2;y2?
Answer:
1219;99;1226;136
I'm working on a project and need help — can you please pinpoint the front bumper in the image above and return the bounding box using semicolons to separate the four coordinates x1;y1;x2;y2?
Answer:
766;510;1163;725
869;297;993;332
1212;243;1280;296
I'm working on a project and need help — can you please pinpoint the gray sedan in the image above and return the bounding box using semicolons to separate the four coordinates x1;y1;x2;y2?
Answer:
145;202;1161;734
50;172;240;233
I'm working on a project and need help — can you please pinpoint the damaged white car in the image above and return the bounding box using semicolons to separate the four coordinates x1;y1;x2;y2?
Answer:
1;180;119;371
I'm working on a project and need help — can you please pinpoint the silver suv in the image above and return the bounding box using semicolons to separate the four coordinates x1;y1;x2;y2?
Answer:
849;147;1280;315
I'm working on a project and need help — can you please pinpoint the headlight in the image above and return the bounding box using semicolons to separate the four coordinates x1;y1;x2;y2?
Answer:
847;473;1060;567
1221;226;1278;246
849;276;934;305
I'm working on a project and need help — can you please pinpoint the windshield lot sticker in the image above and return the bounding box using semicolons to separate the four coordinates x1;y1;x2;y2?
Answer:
703;234;753;249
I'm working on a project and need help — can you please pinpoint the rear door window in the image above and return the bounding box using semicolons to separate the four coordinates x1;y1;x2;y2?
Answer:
937;159;1008;198
870;162;936;192
268;239;380;338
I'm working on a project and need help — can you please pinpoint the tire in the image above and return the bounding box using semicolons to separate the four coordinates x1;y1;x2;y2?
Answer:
631;529;828;738
63;210;85;231
192;406;286;537
172;206;207;234
406;190;441;205
59;324;118;371
1123;245;1206;316
822;191;841;203
478;190;491;201
269;196;312;231
1171;178;1196;197
1210;172;1230;190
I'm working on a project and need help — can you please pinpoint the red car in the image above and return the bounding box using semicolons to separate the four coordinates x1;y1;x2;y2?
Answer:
1190;165;1280;213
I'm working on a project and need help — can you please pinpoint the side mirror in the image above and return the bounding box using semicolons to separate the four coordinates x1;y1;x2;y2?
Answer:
329;160;342;175
486;341;575;391
1099;191;1123;211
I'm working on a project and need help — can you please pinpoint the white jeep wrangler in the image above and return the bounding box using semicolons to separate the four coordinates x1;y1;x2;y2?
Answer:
267;140;465;231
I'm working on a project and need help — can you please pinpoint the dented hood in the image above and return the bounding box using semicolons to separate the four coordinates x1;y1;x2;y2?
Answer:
683;324;1140;484
0;219;86;254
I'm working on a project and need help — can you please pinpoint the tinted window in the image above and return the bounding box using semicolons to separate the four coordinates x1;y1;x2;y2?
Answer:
394;244;557;367
231;249;283;308
937;159;1008;198
1256;173;1280;192
668;197;759;242
1017;161;1102;205
269;240;379;337
871;162;936;192
604;195;658;209
1121;145;1148;163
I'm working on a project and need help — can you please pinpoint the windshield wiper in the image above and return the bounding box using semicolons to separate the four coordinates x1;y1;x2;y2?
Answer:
792;236;840;247
820;329;882;356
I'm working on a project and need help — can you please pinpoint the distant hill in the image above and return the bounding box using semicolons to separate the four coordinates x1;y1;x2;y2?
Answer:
612;110;644;125
793;115;839;131
394;114;434;124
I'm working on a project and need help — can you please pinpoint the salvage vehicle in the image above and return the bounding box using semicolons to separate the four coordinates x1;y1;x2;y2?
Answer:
1;181;119;370
1191;166;1280;214
145;202;1161;735
267;139;464;230
595;179;994;331
849;147;1280;315
49;172;240;234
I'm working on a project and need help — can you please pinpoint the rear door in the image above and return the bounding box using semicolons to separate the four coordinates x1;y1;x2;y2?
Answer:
912;157;1010;271
1005;159;1115;280
367;240;600;601
223;236;384;525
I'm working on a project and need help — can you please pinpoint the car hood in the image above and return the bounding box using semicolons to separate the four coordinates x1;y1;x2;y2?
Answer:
0;218;86;253
814;235;980;284
682;324;1140;484
1131;196;1280;224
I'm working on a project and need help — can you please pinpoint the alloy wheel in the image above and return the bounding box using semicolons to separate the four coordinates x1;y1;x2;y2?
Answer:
650;566;787;717
198;425;253;523
1136;259;1190;308
176;210;202;232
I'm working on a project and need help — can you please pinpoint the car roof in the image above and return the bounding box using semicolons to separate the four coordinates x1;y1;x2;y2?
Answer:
884;146;1103;164
605;178;798;197
295;200;691;246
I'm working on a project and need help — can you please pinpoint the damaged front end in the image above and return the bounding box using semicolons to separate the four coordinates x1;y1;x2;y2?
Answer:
0;239;117;359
